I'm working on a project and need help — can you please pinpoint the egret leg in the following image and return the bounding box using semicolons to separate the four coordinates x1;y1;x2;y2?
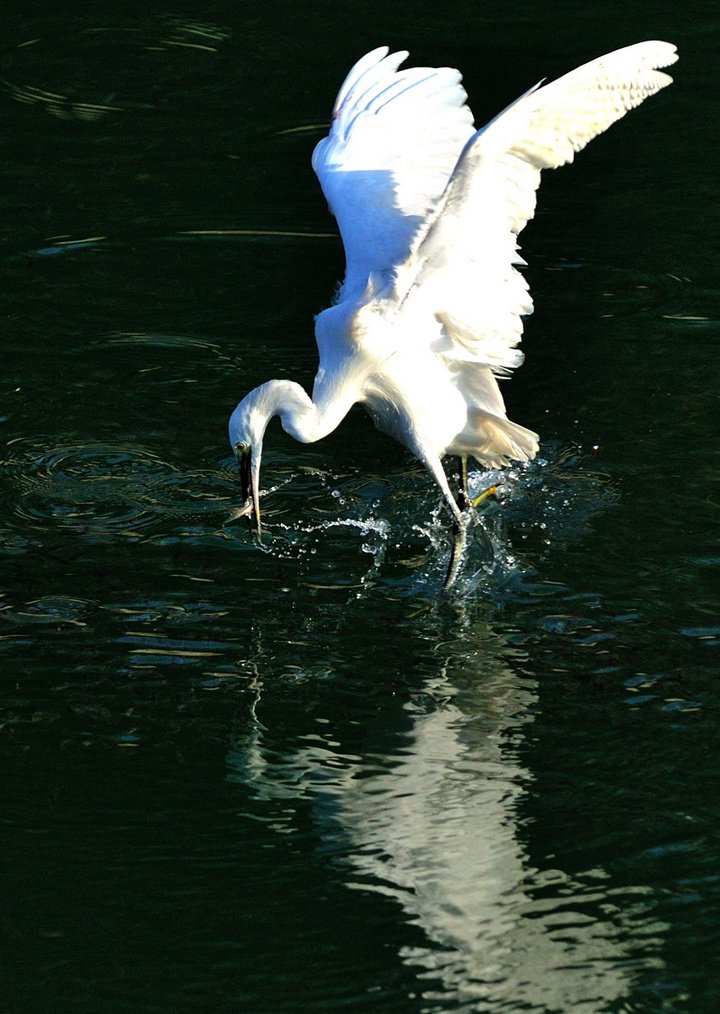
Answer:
444;513;468;589
444;457;471;589
421;452;469;590
457;456;471;510
445;462;499;587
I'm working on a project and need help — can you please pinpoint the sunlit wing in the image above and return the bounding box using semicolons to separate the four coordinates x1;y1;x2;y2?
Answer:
397;41;678;374
312;47;475;298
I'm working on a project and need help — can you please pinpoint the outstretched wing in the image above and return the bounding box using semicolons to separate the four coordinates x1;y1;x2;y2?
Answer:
396;41;678;374
312;47;475;299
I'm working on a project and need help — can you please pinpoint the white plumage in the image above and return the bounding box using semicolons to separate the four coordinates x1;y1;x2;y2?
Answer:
229;42;677;586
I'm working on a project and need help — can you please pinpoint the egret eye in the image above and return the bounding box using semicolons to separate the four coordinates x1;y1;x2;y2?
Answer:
234;441;249;455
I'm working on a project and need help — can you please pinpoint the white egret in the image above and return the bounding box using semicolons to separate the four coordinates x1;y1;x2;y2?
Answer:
229;41;677;586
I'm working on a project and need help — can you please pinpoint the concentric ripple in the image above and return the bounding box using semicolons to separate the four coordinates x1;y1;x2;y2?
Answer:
1;437;235;543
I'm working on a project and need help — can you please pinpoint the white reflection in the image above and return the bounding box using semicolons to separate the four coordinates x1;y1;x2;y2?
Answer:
227;651;666;1011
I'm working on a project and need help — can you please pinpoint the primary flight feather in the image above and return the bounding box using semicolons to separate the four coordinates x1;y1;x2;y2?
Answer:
229;41;677;586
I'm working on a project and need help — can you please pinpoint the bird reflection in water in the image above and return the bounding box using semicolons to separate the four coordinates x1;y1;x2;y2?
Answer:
227;626;667;1009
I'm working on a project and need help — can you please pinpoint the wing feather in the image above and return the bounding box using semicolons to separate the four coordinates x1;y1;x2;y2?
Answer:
312;48;475;298
397;40;678;372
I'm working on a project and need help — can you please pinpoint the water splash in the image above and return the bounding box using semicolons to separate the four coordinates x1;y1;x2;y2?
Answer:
222;443;617;599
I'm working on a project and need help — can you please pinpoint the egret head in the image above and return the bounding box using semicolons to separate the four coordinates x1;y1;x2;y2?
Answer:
228;395;265;533
229;378;315;534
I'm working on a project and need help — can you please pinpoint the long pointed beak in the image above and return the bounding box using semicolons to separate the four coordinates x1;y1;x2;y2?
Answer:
238;448;262;535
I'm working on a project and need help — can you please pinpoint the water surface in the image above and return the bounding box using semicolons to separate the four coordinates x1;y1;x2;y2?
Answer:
1;2;718;1011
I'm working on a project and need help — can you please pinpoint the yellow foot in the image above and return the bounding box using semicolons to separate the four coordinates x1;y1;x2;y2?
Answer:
471;484;499;508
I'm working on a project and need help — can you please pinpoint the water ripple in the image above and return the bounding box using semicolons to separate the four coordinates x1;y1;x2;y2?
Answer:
1;437;235;542
2;17;232;120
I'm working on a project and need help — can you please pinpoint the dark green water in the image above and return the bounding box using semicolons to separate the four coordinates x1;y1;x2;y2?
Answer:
1;2;718;1011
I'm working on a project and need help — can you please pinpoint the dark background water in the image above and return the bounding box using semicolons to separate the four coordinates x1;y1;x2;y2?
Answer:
1;1;718;1011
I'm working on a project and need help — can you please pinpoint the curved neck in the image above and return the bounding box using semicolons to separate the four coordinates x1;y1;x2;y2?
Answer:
252;379;353;445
